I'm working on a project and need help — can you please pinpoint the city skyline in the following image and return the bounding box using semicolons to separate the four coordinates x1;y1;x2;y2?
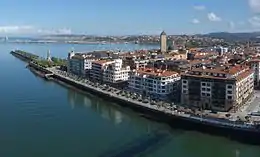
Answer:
1;0;260;35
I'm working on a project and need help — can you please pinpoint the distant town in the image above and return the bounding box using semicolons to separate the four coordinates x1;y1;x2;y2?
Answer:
3;31;260;48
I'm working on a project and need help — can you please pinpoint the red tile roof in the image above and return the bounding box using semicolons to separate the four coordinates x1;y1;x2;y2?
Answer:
136;68;179;77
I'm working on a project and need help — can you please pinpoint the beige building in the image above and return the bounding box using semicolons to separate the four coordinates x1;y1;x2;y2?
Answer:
160;31;167;53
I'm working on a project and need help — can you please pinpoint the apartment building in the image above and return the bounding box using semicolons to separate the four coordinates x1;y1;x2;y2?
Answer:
248;59;260;87
90;59;130;83
181;65;254;112
128;68;180;100
67;51;95;77
103;59;130;83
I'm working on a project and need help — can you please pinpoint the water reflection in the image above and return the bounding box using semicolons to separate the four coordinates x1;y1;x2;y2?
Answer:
67;89;123;125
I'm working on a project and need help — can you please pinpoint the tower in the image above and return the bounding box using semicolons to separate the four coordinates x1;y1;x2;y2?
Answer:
47;50;52;61
160;31;167;53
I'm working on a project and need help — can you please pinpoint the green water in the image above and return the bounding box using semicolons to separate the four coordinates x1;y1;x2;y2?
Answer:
0;43;259;157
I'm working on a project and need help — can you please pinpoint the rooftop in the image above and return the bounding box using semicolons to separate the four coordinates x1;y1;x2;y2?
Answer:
160;31;166;36
182;64;253;81
136;68;178;77
92;59;114;65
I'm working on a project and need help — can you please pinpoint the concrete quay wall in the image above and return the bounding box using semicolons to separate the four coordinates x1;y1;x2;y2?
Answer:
51;73;174;121
50;73;260;145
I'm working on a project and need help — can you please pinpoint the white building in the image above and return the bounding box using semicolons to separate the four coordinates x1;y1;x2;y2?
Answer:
90;59;130;83
128;68;180;100
248;59;260;87
67;51;95;76
103;59;130;83
215;46;228;56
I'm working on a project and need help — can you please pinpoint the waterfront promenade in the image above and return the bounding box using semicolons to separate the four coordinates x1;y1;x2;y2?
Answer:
48;67;258;127
48;67;190;118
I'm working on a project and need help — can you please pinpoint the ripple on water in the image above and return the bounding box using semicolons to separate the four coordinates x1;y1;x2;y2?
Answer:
13;96;61;121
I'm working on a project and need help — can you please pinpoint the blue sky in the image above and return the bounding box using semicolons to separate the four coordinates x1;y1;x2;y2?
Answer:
0;0;260;35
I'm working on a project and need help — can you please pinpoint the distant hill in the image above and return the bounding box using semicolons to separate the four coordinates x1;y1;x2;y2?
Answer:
201;32;260;41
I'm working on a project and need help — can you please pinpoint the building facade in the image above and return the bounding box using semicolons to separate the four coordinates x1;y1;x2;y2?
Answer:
67;51;95;77
248;59;260;87
103;59;130;83
90;59;130;84
160;31;167;53
181;65;254;112
128;68;180;100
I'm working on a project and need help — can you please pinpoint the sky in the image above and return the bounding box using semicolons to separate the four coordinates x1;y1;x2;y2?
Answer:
1;0;260;35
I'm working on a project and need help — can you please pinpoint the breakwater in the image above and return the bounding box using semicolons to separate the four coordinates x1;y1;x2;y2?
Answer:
10;50;39;62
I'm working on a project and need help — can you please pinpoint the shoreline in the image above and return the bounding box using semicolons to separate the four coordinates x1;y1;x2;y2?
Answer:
10;50;260;145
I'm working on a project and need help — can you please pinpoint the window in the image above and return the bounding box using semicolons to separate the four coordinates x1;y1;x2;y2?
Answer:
207;93;210;97
227;96;233;100
202;88;206;91
202;93;206;96
202;83;206;86
183;80;187;84
227;91;232;94
183;85;187;89
207;83;210;86
206;88;210;91
227;85;232;89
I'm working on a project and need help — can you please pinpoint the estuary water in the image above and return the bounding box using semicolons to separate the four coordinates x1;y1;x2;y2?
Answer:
0;42;259;157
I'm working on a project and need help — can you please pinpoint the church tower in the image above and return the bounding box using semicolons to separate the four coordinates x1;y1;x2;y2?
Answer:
160;31;167;53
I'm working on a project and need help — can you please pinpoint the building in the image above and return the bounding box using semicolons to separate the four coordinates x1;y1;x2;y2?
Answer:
90;60;114;82
215;46;228;56
47;50;51;61
90;59;130;84
103;59;130;83
67;51;95;77
181;65;254;112
248;59;260;87
160;31;167;53
128;68;180;100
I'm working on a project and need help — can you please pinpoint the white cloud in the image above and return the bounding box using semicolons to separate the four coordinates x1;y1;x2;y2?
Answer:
191;19;200;24
0;25;34;33
37;28;72;35
249;16;260;27
0;25;72;35
248;0;260;13
207;12;222;22
193;5;206;10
